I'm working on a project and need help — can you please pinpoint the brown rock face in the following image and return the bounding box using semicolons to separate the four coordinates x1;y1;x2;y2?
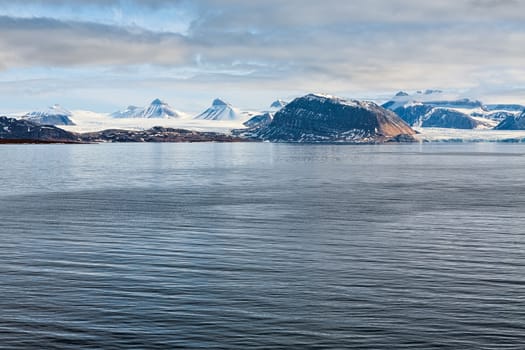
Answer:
246;94;416;143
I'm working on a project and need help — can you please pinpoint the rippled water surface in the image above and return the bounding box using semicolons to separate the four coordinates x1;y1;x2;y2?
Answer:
1;143;524;349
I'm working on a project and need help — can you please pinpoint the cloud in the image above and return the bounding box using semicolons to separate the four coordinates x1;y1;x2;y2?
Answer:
0;16;191;68
1;0;525;109
470;0;518;8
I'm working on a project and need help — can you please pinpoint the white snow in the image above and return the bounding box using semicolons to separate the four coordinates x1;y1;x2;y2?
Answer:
305;93;374;108
25;104;73;118
61;110;247;133
415;127;525;142
469;116;498;129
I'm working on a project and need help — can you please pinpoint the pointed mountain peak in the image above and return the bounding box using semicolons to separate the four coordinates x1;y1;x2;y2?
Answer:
151;98;166;105
111;99;182;118
270;99;287;109
194;98;241;120
212;98;229;106
395;91;409;97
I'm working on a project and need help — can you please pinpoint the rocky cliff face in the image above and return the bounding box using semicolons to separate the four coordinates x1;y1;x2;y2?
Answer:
241;94;416;143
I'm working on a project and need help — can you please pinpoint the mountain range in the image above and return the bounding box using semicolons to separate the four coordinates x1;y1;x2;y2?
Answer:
111;99;183;118
3;91;525;143
381;91;525;129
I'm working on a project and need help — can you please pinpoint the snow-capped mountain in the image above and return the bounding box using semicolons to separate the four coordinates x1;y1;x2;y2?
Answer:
421;108;492;129
240;93;415;143
23;104;76;126
111;99;183;118
383;90;484;110
243;112;273;128
111;105;142;118
194;98;242;121
478;104;525;122
269;100;287;111
382;91;498;129
382;90;448;110
388;102;493;129
494;110;525;130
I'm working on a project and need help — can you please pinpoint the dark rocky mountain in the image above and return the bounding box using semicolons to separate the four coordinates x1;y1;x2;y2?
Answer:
391;104;434;126
421;109;483;129
80;127;248;143
238;94;416;143
0;116;79;143
243;113;273;128
494;111;525;130
23;104;76;126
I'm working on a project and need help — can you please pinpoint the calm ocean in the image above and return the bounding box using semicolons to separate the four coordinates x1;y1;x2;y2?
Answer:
1;143;524;349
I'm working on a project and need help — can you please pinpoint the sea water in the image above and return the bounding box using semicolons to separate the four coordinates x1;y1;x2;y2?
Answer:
1;143;524;349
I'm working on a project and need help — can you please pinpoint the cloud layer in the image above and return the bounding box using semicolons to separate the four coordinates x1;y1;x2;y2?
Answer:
0;0;524;110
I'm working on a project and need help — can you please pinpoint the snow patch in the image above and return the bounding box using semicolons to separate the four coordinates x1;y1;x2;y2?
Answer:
415;127;525;142
62;110;246;134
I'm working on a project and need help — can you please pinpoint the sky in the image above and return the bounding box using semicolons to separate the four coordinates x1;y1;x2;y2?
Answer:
1;0;525;113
